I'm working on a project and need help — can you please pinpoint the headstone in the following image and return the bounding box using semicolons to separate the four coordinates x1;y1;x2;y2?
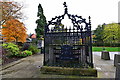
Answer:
101;51;110;60
114;54;120;67
37;40;42;49
115;63;120;80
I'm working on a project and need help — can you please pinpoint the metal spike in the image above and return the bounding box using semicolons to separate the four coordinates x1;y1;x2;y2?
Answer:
89;16;91;24
65;27;67;31
89;16;91;19
73;27;75;32
69;26;71;30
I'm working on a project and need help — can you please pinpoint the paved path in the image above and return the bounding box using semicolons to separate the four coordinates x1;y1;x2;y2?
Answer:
93;52;116;78
0;52;117;78
1;54;44;78
93;52;119;60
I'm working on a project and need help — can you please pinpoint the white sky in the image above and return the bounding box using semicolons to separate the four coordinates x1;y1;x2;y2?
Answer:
13;0;119;34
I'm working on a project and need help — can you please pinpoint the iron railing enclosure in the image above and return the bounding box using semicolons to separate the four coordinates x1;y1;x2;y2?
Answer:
44;2;93;68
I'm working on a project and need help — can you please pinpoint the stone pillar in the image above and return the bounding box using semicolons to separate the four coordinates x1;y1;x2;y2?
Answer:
101;51;110;60
114;54;120;67
115;63;120;80
49;46;54;65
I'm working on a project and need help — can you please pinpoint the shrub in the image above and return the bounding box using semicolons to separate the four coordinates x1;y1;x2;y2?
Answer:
19;50;32;57
16;42;23;47
2;43;20;57
28;44;40;54
22;42;30;51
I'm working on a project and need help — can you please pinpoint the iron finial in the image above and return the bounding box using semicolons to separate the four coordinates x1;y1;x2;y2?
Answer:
89;16;91;24
63;2;67;7
63;2;68;14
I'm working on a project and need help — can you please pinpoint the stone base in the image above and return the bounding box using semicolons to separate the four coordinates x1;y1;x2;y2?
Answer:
40;66;97;77
101;51;110;60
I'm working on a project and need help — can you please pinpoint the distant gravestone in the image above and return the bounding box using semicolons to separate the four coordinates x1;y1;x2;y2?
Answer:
114;54;120;67
37;40;44;53
101;51;110;60
37;40;42;49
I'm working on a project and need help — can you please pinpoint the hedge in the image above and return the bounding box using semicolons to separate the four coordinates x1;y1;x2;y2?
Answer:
92;43;120;47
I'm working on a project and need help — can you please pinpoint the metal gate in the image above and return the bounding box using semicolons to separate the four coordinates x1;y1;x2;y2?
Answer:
44;2;93;68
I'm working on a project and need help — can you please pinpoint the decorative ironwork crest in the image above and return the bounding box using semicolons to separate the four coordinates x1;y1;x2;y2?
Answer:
45;2;91;33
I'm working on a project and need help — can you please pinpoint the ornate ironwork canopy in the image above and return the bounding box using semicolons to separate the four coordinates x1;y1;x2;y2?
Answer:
44;2;93;68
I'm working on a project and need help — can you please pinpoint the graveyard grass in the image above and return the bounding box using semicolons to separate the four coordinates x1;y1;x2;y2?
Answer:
92;47;120;52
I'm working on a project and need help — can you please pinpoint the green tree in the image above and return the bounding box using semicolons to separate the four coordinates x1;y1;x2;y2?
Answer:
102;23;119;43
93;24;105;43
54;23;65;32
35;4;47;38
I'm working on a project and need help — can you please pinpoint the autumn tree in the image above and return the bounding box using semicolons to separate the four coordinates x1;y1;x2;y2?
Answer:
35;3;47;38
0;1;23;27
2;19;27;43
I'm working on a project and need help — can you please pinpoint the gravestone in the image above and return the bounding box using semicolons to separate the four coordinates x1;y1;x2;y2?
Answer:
114;54;120;67
115;63;120;80
37;40;42;49
101;51;110;60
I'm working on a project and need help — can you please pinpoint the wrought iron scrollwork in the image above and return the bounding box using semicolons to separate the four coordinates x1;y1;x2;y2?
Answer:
45;2;91;33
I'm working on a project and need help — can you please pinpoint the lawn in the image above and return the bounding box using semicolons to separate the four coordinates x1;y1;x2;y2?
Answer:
92;47;120;52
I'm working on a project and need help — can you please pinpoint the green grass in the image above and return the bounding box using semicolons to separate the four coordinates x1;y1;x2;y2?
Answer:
92;47;120;52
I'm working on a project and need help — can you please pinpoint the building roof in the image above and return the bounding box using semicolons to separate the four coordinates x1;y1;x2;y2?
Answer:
30;34;36;39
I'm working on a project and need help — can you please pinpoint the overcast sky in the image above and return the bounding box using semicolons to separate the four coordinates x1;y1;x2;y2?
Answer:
13;0;119;34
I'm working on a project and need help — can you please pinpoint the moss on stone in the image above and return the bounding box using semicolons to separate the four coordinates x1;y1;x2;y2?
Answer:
41;66;97;77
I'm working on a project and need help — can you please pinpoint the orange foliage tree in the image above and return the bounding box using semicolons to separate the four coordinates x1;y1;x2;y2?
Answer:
0;1;23;26
2;19;27;43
